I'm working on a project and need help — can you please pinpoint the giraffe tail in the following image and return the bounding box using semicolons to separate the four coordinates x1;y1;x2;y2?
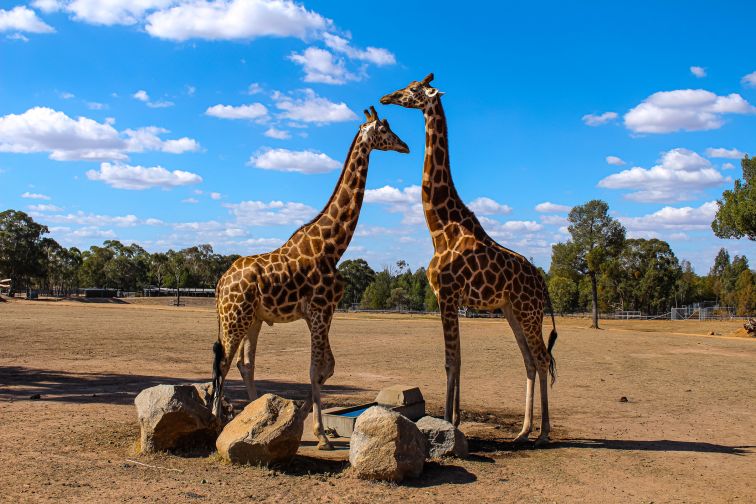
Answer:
211;310;224;414
544;287;558;386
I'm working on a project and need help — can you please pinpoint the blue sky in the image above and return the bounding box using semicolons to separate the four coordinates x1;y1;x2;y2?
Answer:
1;0;754;273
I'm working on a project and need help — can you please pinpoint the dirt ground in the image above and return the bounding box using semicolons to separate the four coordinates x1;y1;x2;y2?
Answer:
1;298;754;503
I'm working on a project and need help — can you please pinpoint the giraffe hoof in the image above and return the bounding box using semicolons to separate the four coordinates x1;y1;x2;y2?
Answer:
534;436;550;447
317;440;334;451
513;434;530;444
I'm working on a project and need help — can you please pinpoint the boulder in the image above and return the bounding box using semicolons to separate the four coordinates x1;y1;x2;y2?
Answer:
416;416;468;458
191;382;234;420
134;384;219;453
375;385;425;420
215;393;310;466
349;406;426;482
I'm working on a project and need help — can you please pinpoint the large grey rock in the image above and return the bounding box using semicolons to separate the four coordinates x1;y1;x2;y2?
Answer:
135;384;218;453
349;406;426;482
215;393;309;466
416;416;468;458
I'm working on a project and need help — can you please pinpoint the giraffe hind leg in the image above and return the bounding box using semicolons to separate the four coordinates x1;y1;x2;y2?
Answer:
521;317;552;446
237;318;263;401
503;304;536;443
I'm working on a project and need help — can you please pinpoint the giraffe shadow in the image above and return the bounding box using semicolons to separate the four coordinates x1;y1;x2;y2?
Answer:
466;436;753;456
0;366;366;406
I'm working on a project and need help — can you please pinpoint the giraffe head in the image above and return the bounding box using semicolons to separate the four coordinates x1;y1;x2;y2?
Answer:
380;73;443;110
360;106;410;153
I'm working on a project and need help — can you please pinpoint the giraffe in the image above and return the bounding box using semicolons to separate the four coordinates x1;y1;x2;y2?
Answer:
380;74;558;445
210;107;409;450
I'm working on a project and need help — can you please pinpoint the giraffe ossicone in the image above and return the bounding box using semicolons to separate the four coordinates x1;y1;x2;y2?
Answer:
210;106;408;450
381;74;558;445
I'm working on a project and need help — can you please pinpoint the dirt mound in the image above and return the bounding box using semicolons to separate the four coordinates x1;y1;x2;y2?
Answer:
730;327;755;338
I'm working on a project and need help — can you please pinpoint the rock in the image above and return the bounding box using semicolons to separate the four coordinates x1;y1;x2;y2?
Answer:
134;384;218;453
191;382;234;420
349;406;426;482
416;416;468;458
215;393;309;466
375;385;426;421
619;396;629;403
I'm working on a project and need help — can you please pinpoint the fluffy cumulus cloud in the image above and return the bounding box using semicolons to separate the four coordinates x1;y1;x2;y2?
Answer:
273;89;357;124
33;210;141;227
623;89;756;133
606;155;626;166
322;33;395;66
289;47;358;85
620;201;718;232
264;127;290;139
205;102;268;120
21;191;51;200
35;0;173;25
28;203;63;212
598;148;728;202
705;147;745;159
468;197;512;215
133;89;174;108
249;148;340;174
223;200;316;226
690;66;706;78
535;201;571;213
0;6;55;33
742;71;756;87
145;0;330;41
0;107;199;161
364;185;423;225
582;111;617;126
86;162;202;190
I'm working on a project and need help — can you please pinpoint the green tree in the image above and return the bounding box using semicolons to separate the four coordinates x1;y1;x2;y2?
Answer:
0;210;49;294
712;155;756;240
734;269;755;315
616;239;681;314
360;269;392;309
387;287;410;310
337;259;375;309
565;200;626;328
548;275;578;315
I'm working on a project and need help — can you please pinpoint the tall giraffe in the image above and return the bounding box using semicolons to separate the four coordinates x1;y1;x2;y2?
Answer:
381;74;558;445
210;107;409;449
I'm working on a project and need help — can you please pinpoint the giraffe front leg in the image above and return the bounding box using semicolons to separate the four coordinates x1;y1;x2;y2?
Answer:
535;362;551;447
440;301;461;426
307;305;335;451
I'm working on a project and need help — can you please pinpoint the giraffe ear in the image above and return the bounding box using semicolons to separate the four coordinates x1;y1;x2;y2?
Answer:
363;109;371;120
421;73;434;85
425;87;443;98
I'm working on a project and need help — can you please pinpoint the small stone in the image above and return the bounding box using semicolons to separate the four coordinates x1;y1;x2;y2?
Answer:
619;396;629;403
349;406;426;482
215;394;310;466
29;394;41;400
416;416;468;458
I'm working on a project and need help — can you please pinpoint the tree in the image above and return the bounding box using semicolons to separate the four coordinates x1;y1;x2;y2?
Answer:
0;210;49;294
615;239;681;314
566;200;626;328
712;155;756;240
548;276;578;315
734;269;755;315
387;287;409;310
360;269;392;309
337;259;375;309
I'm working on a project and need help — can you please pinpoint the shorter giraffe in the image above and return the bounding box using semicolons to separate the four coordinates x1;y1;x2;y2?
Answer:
211;107;408;449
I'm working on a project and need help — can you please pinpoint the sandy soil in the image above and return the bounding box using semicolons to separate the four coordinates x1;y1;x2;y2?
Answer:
1;298;754;503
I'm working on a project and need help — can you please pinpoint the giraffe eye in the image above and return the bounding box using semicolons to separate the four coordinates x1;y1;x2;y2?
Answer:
410;86;419;92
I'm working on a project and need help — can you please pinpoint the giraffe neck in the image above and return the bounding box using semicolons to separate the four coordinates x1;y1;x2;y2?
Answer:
306;133;370;260
422;100;477;240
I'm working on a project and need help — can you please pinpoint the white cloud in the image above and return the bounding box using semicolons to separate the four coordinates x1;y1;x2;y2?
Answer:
133;90;150;102
247;83;263;95
44;0;173;26
0;107;199;162
249;148;340;174
289;47;358;85
86;162;202;190
0;6;55;33
624;89;756;133
59;91;75;99
146;99;174;109
722;162;735;170
273;89;357;124
606;155;626;166
182;198;199;204
210;192;222;200
598;148;727;202
364;185;423;225
690;66;706;78
582;111;617;126
28;203;63;212
86;102;107;110
31;1;63;13
7;33;29;42
35;210;140;227
264;127;290;139
223;200;317;226
539;214;568;226
742;71;756;87
705;147;744;159
145;0;330;41
468;197;512;215
21;191;51;200
205;103;268;120
535;201;571;213
620;201;718;231
322;33;395;66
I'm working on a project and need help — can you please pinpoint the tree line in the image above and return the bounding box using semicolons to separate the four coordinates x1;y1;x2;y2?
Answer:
1;153;753;318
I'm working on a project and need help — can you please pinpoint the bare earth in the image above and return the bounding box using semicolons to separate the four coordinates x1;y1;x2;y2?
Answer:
1;298;754;503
